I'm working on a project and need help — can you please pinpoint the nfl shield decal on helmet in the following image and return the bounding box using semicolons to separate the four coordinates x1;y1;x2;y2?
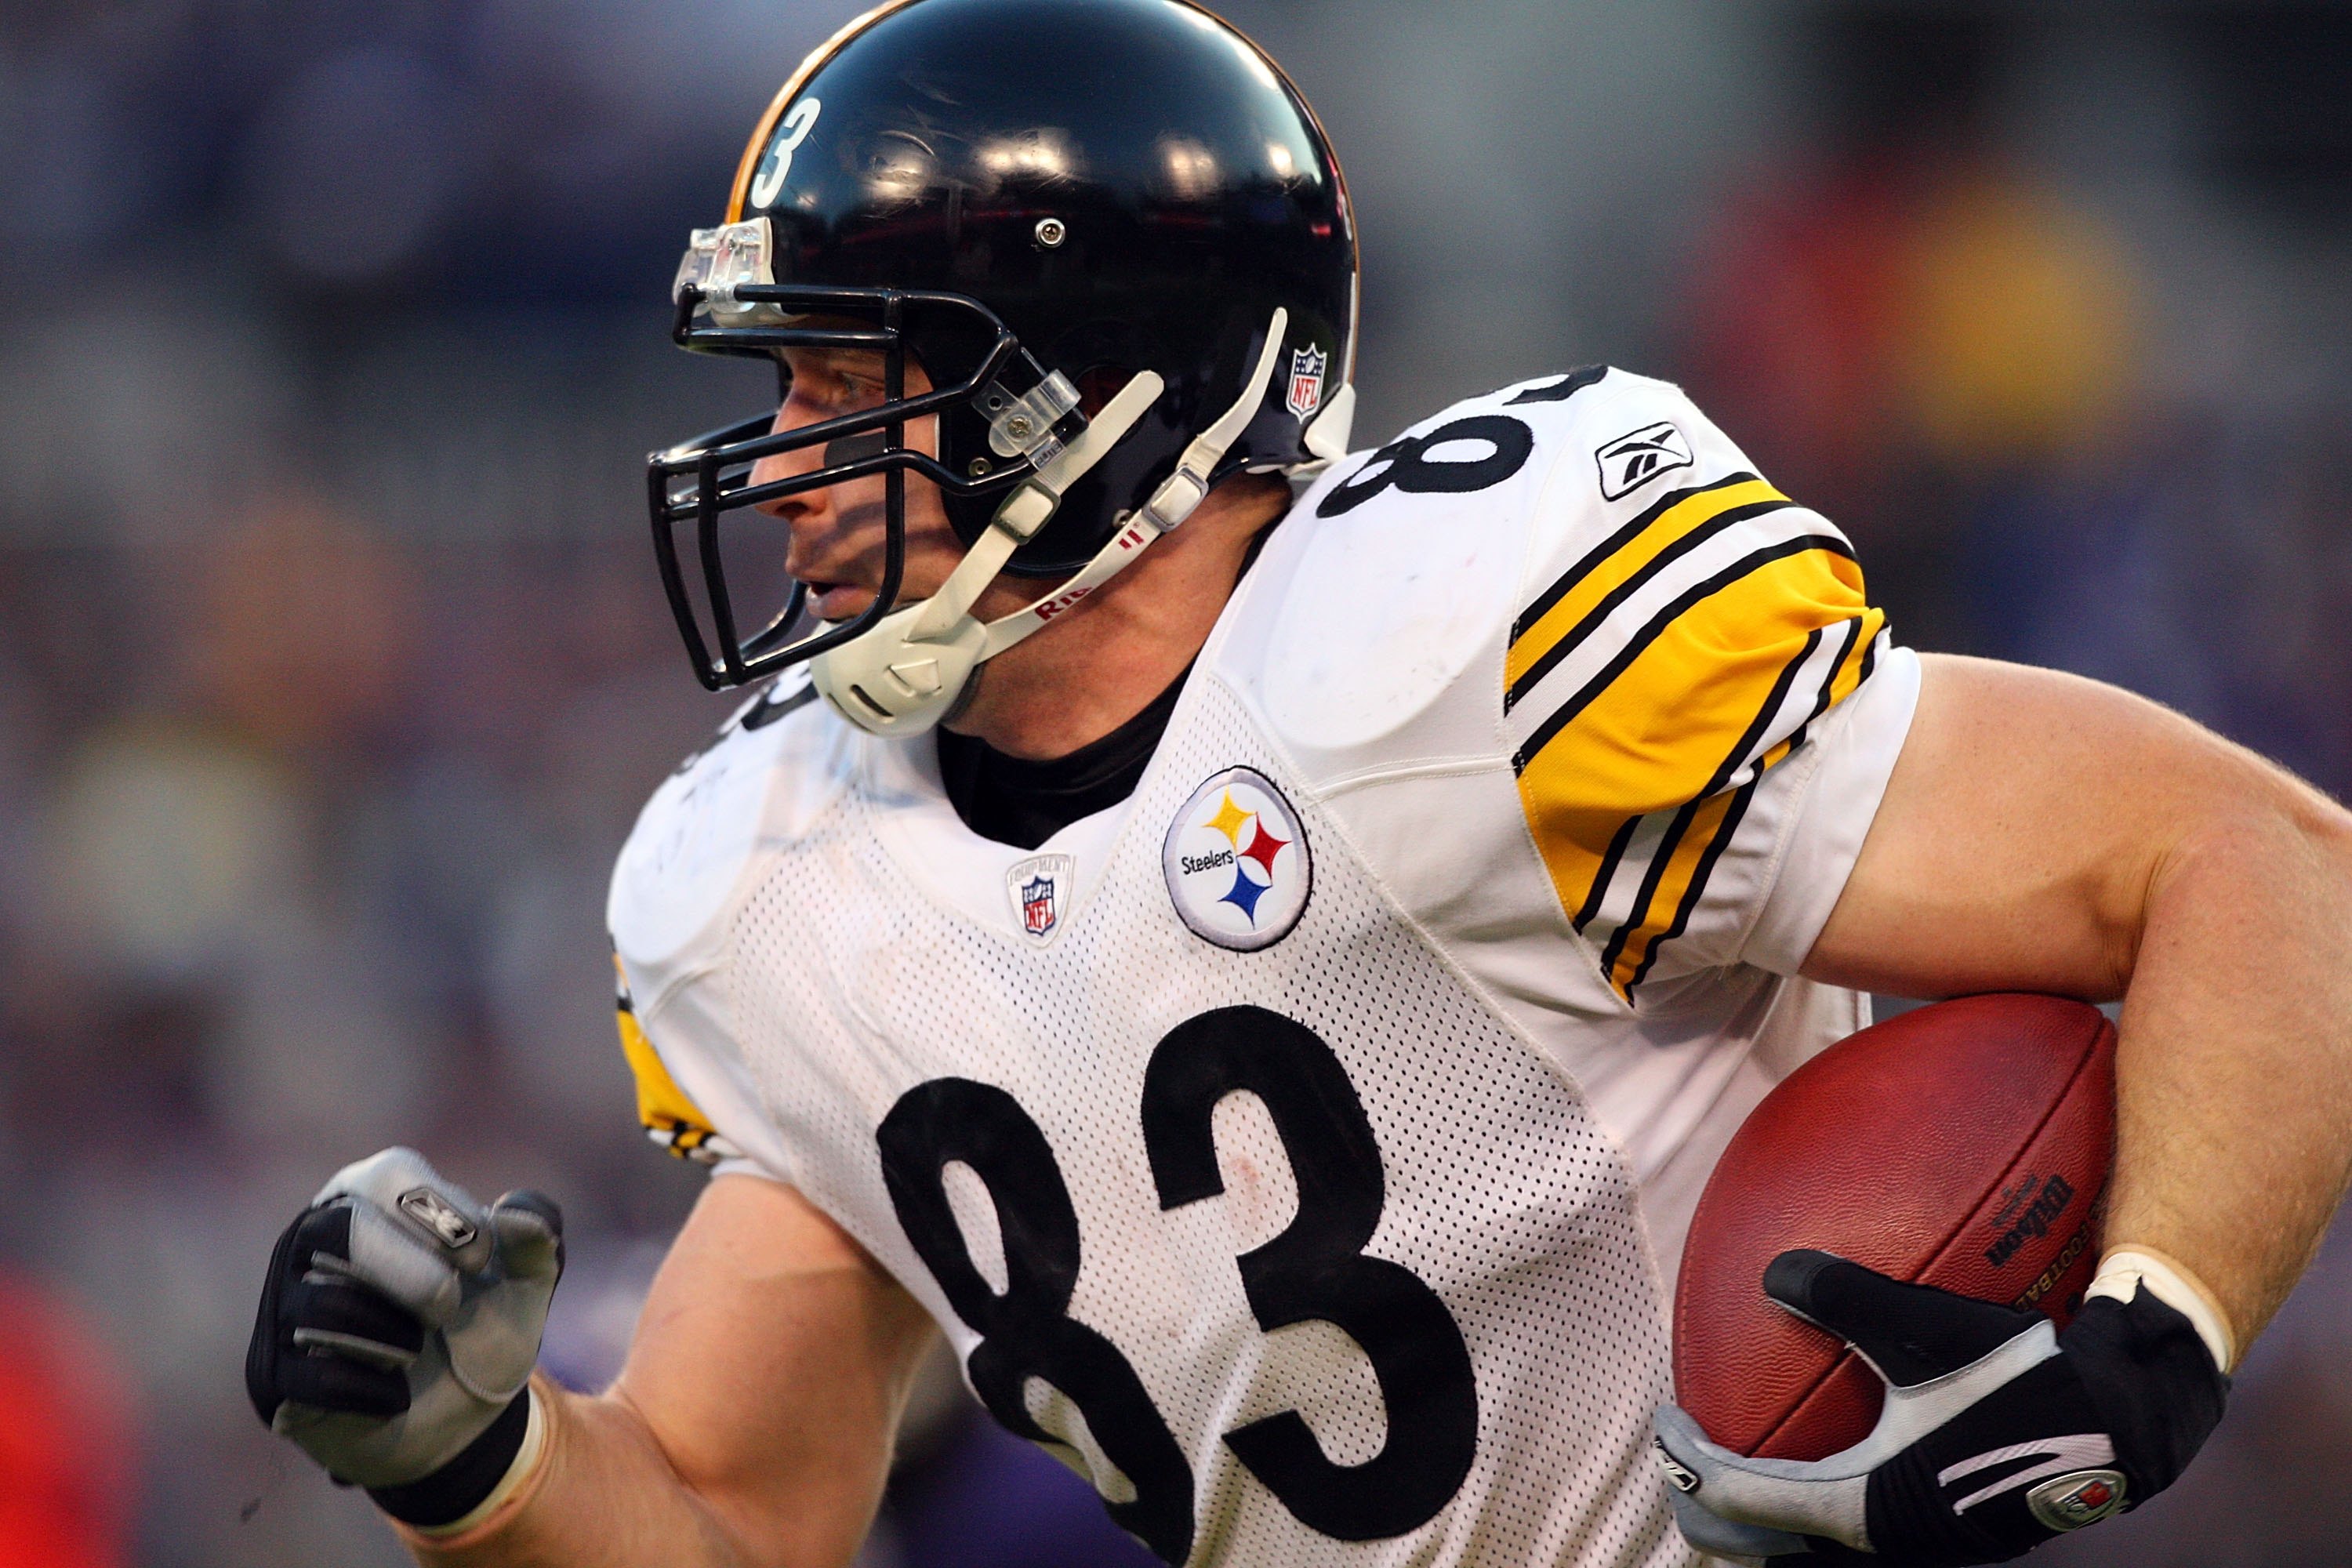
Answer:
1286;345;1327;421
1163;767;1311;951
1006;854;1074;944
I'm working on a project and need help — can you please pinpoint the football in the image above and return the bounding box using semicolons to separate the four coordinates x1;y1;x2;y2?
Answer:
1673;993;2115;1461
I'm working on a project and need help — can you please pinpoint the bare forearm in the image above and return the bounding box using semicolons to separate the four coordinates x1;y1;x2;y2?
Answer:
2107;786;2352;1346
1810;655;2352;1359
396;1175;936;1568
397;1377;769;1568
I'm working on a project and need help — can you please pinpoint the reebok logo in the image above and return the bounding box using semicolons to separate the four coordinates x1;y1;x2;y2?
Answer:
398;1187;479;1250
1653;1438;1700;1494
1595;421;1694;500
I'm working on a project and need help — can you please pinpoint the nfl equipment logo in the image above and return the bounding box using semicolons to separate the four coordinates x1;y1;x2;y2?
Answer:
1005;853;1075;945
1286;346;1327;420
1021;875;1056;937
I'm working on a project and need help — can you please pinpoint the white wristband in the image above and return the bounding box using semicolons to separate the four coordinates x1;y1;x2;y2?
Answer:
409;1385;550;1539
2085;1247;2237;1374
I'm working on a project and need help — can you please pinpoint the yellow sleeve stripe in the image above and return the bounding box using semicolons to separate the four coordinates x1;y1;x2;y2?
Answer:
614;954;727;1163
1519;586;1822;945
1513;533;1883;996
1507;473;1790;707
1599;724;1806;997
1514;539;1869;776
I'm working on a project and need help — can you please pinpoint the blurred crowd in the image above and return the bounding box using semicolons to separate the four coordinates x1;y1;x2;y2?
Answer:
0;1;2346;1564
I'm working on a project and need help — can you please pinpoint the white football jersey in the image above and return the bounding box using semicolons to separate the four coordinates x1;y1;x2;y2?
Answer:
608;367;1921;1568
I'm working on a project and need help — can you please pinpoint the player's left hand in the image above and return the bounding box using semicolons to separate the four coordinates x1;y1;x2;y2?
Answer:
1652;1249;2227;1566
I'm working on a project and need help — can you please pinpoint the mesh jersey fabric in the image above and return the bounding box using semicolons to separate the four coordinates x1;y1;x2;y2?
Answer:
608;367;1922;1567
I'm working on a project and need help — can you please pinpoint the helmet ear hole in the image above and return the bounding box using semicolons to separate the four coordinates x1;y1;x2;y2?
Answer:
1073;365;1133;420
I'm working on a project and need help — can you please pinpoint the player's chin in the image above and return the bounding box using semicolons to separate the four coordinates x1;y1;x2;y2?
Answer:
809;583;879;623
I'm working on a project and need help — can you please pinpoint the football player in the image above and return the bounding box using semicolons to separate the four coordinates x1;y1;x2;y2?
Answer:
245;1;2352;1563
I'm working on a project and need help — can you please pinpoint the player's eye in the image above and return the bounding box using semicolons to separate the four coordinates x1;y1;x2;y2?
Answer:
790;360;883;412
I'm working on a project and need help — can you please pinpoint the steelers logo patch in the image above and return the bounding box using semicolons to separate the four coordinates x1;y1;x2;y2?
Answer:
1163;766;1311;951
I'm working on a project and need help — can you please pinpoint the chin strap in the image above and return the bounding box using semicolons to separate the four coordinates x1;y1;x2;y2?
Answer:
811;307;1291;738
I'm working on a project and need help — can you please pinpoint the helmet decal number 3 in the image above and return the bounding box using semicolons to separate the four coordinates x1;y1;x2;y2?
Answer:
750;98;823;209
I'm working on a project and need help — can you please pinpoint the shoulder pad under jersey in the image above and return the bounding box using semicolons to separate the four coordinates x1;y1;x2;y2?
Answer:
607;670;844;999
1223;366;1769;772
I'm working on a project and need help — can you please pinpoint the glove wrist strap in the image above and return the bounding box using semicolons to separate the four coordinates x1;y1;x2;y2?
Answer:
369;1384;545;1530
2086;1246;2235;1374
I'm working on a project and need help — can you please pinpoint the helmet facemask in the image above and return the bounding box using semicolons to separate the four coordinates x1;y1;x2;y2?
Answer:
652;227;1296;735
648;223;1093;693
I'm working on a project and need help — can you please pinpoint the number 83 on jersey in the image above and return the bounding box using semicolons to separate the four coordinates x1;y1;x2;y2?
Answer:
877;1004;1479;1564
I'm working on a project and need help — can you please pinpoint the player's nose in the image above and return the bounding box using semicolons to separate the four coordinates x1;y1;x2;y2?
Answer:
748;402;828;521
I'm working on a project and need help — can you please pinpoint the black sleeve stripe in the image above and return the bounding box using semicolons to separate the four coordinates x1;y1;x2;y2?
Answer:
1512;470;1762;644
1781;616;1867;756
1597;793;1708;980
1700;623;1824;801
1573;813;1648;935
1808;617;1866;728
1506;364;1611;406
1624;775;1762;999
1505;497;1798;711
1512;534;1859;774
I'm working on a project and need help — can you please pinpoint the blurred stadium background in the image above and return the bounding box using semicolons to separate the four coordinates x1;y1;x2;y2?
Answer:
0;0;2347;1563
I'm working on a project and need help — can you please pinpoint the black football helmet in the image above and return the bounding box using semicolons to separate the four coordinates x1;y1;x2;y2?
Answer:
648;0;1359;710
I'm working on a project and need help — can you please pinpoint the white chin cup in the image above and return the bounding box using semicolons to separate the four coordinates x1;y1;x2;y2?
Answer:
809;600;989;737
808;306;1301;739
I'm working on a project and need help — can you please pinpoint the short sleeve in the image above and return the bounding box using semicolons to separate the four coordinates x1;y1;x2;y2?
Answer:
1504;382;1915;1004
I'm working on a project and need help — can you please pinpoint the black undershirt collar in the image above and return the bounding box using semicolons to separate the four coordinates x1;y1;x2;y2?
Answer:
935;663;1192;849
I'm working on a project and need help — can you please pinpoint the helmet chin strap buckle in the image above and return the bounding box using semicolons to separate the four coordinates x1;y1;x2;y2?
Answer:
1140;465;1210;534
982;370;1083;460
809;307;1294;739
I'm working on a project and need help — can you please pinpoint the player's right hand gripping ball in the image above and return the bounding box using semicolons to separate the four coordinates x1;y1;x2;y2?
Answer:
245;1148;563;1491
1653;1250;2227;1567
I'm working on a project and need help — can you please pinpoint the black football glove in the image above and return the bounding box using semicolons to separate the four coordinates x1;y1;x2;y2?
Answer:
1653;1250;2227;1567
246;1149;563;1528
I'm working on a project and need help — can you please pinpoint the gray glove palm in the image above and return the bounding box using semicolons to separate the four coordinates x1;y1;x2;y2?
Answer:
247;1148;563;1490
